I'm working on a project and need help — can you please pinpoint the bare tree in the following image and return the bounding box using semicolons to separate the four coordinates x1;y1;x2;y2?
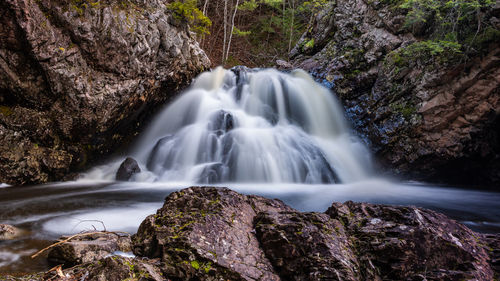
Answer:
222;0;228;64
225;0;240;62
288;0;295;54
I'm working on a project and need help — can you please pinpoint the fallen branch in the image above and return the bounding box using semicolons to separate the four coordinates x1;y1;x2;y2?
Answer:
31;231;129;259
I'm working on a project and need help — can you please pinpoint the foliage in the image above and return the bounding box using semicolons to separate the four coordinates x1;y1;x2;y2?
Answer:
384;0;498;70
386;39;462;68
233;27;252;36
197;0;330;67
304;38;315;49
167;0;212;35
298;0;329;15
399;0;495;39
238;0;258;11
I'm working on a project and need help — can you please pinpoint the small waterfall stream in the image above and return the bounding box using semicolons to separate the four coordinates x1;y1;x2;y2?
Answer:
84;67;372;183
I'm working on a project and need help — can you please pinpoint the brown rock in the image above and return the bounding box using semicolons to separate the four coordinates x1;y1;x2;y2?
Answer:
6;187;500;280
133;186;288;280
0;0;210;185
290;0;500;186
326;201;496;280
255;211;361;280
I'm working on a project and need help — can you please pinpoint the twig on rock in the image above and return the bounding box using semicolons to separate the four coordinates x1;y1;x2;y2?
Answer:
30;230;129;259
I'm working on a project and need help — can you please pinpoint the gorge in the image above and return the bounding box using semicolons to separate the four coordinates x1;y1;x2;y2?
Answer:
0;0;499;279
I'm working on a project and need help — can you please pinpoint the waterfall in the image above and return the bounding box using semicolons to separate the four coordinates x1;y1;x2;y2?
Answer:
83;67;373;184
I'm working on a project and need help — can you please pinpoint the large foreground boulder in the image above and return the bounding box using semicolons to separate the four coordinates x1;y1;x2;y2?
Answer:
6;187;500;280
290;0;500;186
0;0;210;185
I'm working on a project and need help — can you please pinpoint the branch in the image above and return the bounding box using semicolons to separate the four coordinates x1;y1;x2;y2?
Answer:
31;231;129;259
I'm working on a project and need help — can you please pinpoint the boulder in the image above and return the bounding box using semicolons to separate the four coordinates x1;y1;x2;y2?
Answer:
116;157;141;181
255;211;361;280
47;232;132;267
326;201;496;280
0;0;210;185
132;187;289;280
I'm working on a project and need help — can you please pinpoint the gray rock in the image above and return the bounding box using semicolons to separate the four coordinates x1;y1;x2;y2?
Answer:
47;232;132;267
116;157;141;181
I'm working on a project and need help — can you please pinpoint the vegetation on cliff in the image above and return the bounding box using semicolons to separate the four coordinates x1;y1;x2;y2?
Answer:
290;0;500;185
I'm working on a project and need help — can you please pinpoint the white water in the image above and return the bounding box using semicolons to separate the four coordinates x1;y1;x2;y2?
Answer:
83;67;372;184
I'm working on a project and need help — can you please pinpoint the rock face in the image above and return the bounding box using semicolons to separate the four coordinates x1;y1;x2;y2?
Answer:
289;0;500;186
0;0;210;185
9;187;498;281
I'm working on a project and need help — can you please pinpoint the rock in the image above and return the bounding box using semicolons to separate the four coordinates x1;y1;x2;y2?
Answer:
131;187;498;280
6;187;500;280
326;201;496;280
132;186;289;280
85;256;164;281
47;232;132;267
116;157;141;181
276;59;293;69
208;110;235;135
290;0;500;186
0;224;21;240
254;211;361;280
0;0;210;185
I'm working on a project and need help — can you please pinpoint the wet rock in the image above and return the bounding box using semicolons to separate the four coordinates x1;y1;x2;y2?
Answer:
116;157;141;181
47;232;132;267
86;256;164;281
255;211;360;280
6;187;500;280
483;234;500;278
0;0;210;185
326;201;496;280
290;0;500;186
275;60;293;69
133;186;290;280
0;224;21;240
198;162;224;183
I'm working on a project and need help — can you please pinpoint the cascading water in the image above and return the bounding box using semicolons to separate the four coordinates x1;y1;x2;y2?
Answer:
84;67;373;184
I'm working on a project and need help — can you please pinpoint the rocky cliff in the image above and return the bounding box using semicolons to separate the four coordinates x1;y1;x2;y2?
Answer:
0;0;210;185
290;0;500;186
5;187;500;280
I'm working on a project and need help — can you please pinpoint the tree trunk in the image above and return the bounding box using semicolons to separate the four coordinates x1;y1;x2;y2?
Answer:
225;0;240;62
222;0;228;64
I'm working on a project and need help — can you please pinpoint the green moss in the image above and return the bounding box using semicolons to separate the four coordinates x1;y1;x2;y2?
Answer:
124;260;135;271
190;260;200;270
0;106;13;117
390;102;417;119
167;0;212;35
385;39;462;68
304;38;315;49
